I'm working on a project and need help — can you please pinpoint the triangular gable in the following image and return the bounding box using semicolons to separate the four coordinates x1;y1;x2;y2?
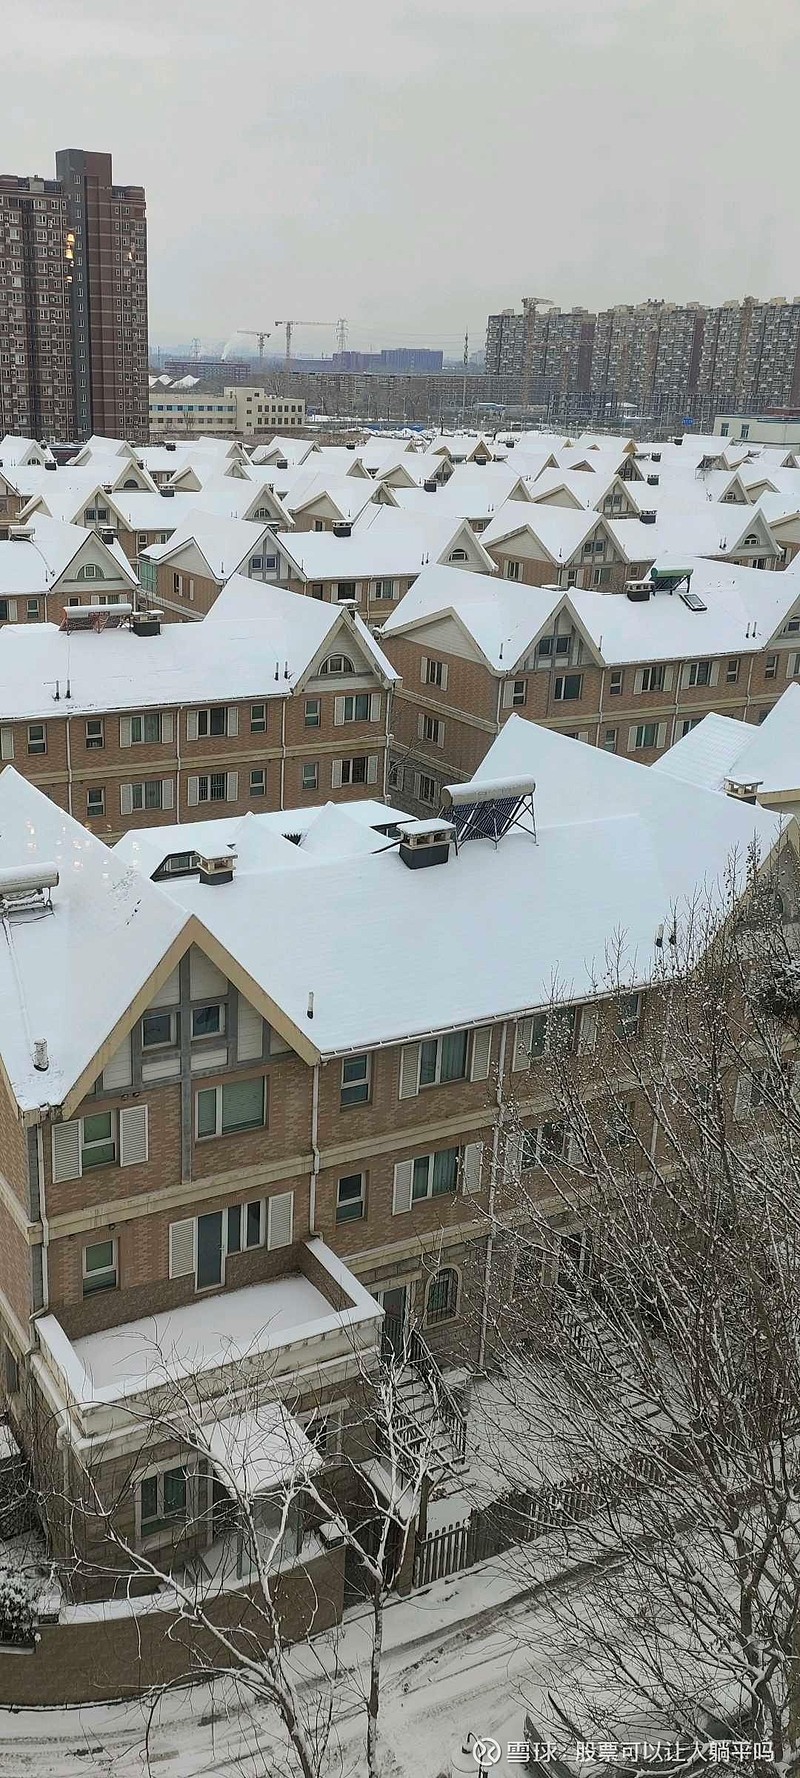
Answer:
297;612;380;688
56;529;137;589
507;594;604;675
158;536;220;580
381;604;499;669
729;510;780;553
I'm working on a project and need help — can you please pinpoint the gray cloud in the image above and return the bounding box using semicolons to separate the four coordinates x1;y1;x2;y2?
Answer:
5;0;800;353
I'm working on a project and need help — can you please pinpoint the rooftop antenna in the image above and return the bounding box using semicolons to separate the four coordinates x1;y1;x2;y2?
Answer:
283;661;289;678
65;677;71;699
306;991;314;1020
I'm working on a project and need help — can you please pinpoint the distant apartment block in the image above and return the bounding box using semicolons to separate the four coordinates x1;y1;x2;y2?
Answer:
149;385;306;438
0;149;148;443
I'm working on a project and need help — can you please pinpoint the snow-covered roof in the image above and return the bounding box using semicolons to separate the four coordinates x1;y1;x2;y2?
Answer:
0;436;55;468
380;559;800;670
604;503;782;563
274;507;495;580
0;581;395;720
113;800;399;879
142;510;271;579
481;502;600;559
0;517;137;594
274;470;381;523
653;684;800;798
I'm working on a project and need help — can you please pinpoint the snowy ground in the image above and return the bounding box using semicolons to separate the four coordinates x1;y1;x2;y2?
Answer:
0;1544;576;1778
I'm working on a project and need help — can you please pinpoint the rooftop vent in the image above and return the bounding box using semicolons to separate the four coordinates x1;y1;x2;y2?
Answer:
160;487;176;498
725;777;761;803
651;452;661;463
673;437;684;446
196;849;237;886
397;818;455;869
165;441;177;452
646;474;660;485
423;479;438;493
625;580;652;601
101;528;116;544
8;525;33;542
132;608;162;637
640;511;657;524
332;522;352;538
45;460;58;472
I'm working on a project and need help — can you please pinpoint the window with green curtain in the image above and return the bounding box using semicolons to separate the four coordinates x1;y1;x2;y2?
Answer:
196;1088;217;1137
221;1077;265;1133
412;1155;430;1200
419;1040;437;1086
441;1030;468;1081
432;1147;459;1194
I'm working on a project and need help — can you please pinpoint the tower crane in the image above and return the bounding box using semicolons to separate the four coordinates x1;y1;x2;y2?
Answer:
233;329;274;367
274;319;348;391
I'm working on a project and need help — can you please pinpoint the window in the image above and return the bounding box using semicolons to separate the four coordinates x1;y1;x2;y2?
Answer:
142;1009;177;1050
617;992;642;1039
425;658;445;687
139;1466;188;1536
765;655;779;681
341;1054;370;1106
336;581;356;602
640;665;665;693
687;660;712;688
374;579;395;600
422;714;443;745
790;654;800;679
740;424;750;441
192;1003;225;1040
726;658;740;684
339;756;368;785
527;1007;577;1060
226;1199;264;1252
302;762;319;791
26;599;39;621
449;549;468;563
195;774;229;803
196;706;227;738
83;1239;117;1296
249;556;263;573
609;670;623;696
196;1077;265;1137
426;1267;459;1325
417;774;436;805
318;654;354;676
130;712;162;744
557;1230;593;1295
680;717;702;736
720;423;729;437
521;1121;569;1169
633;722;659;750
248;768;266;799
511;680;527;707
128;780;166;811
304;699;321;728
81;1111;116;1170
607;1100;635;1149
505;560;521;581
603;727;617;752
336;1173;365;1223
412;1148;459;1201
76;563;105;581
343;693;370;722
554;674;582;702
419;1030;468;1086
86;787;105;817
27;723;46;755
250;703;267;733
85;719;104;749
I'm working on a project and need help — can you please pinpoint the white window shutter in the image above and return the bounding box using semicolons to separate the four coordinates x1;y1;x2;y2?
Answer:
187;776;199;807
392;1160;414;1214
120;783;133;816
334;696;346;726
119;716;132;748
418;713;426;739
186;711;199;741
161;711;174;743
502;680;516;708
663;665;674;692
504;1130;524;1178
420;656;429;684
169;1217;195;1278
369;692;381;721
6;600;16;622
161;778;174;810
578;1007;598;1053
399;1043;420;1098
102;1033;132;1090
656;723;667;749
331;759;343;789
0;728;14;761
367;755;378;784
237;998;264;1062
461;1141;484;1195
470;1026;492;1080
51;1120;81;1183
226;771;239;801
267;1190;293;1250
626;727;638;754
226;706;239;736
440;663;449;691
709;662;719;686
120;1104;148;1166
512;1018;533;1071
680;665;692;691
633;669;645;695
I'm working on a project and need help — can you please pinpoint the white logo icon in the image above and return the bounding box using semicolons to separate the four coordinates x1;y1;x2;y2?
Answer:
471;1739;503;1768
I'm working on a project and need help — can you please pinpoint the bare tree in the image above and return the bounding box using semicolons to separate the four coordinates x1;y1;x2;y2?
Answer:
479;853;800;1776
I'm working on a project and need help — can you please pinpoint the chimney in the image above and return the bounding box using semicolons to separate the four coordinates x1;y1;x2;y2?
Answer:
33;1039;49;1072
132;609;163;637
196;849;237;886
397;818;455;869
332;521;352;538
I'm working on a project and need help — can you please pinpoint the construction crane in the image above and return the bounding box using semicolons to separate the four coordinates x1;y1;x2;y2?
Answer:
274;319;348;392
234;329;273;367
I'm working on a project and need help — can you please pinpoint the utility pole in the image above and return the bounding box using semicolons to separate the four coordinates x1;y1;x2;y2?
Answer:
461;329;469;428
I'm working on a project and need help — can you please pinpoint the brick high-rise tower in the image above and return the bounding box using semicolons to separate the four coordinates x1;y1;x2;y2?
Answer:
0;148;148;444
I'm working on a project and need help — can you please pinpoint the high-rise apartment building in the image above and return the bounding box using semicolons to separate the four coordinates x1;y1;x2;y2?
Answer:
0;149;147;443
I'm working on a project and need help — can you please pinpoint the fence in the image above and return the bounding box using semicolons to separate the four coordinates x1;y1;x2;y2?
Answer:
413;1446;667;1590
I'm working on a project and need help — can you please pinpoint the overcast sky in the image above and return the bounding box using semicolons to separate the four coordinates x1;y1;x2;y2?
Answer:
4;0;800;357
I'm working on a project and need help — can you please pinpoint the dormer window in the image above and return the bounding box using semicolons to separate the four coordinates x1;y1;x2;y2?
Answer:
318;654;354;676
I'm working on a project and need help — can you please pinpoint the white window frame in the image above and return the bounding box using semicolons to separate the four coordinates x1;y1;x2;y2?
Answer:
142;1009;178;1050
341;1053;370;1106
86;787;105;817
195;1076;266;1139
82;1237;118;1296
336;1172;366;1224
136;1461;195;1545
